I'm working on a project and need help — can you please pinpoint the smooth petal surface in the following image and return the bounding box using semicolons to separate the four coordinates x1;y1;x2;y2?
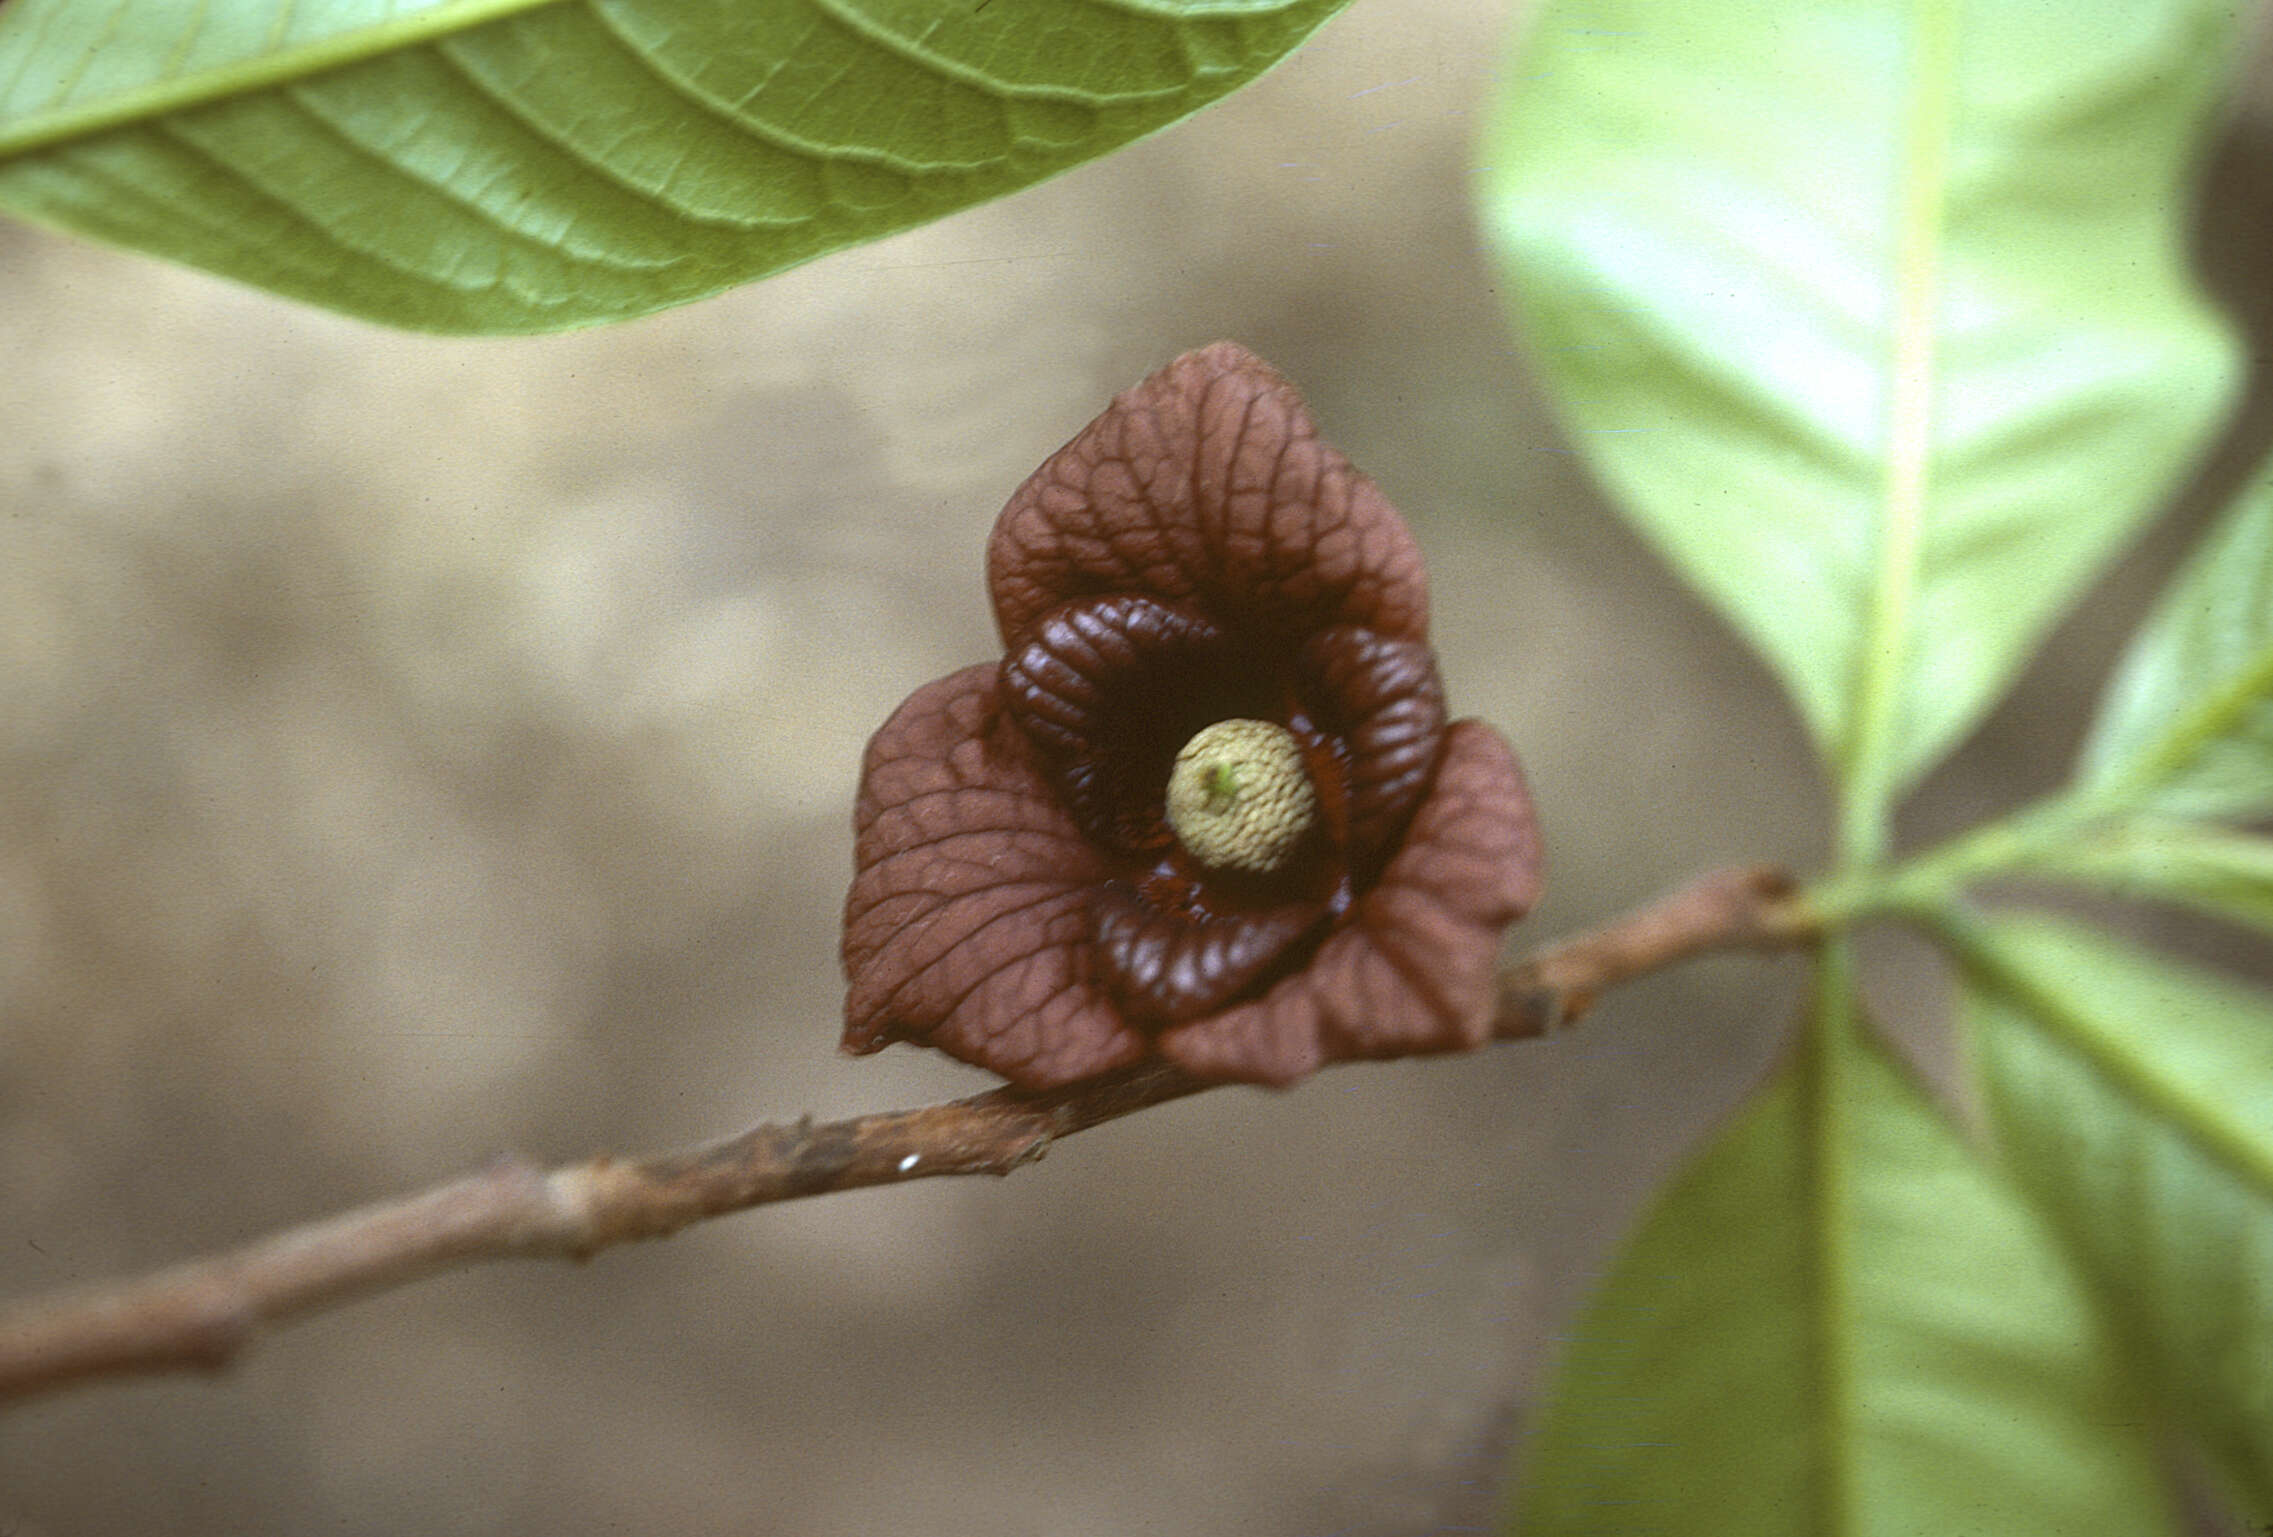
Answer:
842;664;1145;1088
1160;720;1541;1084
988;342;1430;652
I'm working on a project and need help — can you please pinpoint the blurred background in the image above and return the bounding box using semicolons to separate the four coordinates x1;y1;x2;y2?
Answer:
2;2;2269;1532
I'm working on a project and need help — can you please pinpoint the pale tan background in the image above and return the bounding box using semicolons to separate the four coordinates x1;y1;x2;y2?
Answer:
3;3;2268;1533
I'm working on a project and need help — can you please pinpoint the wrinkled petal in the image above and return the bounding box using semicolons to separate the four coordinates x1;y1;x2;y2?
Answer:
1299;626;1446;876
989;342;1430;653
1092;885;1330;1023
1002;595;1227;765
842;665;1148;1088
1000;593;1231;851
846;344;1547;1091
1158;721;1543;1085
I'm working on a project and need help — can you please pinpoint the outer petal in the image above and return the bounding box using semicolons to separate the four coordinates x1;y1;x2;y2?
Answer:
988;342;1431;652
1158;721;1544;1086
842;665;1148;1089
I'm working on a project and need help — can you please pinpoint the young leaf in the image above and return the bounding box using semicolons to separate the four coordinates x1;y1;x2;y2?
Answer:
1477;0;2241;827
2012;820;2273;934
0;0;1344;334
2074;464;2273;821
1958;915;2273;1512
1508;984;2174;1536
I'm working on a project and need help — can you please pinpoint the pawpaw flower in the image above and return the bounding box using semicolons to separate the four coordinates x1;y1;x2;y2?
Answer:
841;343;1543;1089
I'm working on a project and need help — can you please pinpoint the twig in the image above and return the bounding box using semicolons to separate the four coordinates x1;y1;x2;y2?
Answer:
0;863;1809;1406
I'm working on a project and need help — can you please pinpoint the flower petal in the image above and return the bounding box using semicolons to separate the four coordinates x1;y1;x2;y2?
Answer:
1000;593;1231;852
1299;626;1447;877
1092;885;1330;1023
842;665;1149;1088
1157;721;1543;1085
989;342;1431;653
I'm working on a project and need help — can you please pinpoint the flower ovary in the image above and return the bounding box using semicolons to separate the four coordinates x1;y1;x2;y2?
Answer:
1165;719;1317;874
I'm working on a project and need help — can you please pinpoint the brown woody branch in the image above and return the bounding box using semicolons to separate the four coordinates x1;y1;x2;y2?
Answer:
0;863;1808;1406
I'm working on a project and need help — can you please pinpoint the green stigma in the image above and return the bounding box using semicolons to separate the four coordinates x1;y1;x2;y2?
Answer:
1164;719;1317;874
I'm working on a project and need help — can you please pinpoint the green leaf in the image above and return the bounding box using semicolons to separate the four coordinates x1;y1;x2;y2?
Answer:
0;0;1343;334
1508;979;2174;1535
1958;915;2273;1513
2014;820;2273;934
1477;0;2241;836
2075;463;2273;820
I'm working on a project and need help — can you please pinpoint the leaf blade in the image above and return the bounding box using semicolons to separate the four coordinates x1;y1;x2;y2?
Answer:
1958;915;2273;1511
2076;463;2273;820
0;0;554;154
1509;989;2176;1535
1477;0;2242;801
0;0;1345;332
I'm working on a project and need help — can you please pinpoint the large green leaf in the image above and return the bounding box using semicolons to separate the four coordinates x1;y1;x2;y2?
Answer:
1477;0;2241;840
1508;978;2174;1535
0;0;1343;333
2075;461;2273;821
1960;916;2273;1513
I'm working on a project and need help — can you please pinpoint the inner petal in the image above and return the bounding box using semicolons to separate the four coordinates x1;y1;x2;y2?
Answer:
1299;627;1448;875
1001;593;1258;852
1092;885;1328;1024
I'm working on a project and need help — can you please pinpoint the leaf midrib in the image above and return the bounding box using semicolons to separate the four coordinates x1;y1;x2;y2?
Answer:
1835;0;1959;870
1806;951;1861;1535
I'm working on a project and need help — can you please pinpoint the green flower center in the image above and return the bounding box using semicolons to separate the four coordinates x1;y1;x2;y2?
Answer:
1164;719;1318;874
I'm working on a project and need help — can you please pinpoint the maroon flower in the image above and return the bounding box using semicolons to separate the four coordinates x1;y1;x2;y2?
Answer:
841;343;1543;1089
